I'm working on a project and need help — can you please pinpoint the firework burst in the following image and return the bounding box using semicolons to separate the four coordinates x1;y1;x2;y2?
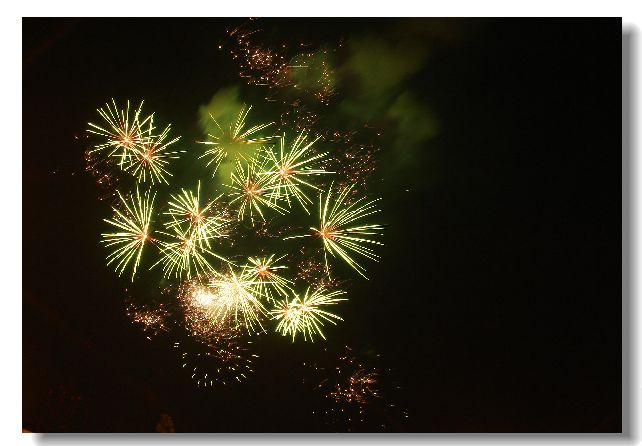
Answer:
198;105;275;174
271;285;346;341
152;219;229;279
101;188;156;281
123;115;184;184
262;132;332;213
165;182;230;249
228;157;286;225
87;99;151;168
203;267;268;334
285;184;384;279
241;254;293;302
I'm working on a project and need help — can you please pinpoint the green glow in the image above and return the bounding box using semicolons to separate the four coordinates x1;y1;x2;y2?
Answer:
198;104;275;176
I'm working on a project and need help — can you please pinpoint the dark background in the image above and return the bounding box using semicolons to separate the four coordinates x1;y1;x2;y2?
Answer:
22;18;622;432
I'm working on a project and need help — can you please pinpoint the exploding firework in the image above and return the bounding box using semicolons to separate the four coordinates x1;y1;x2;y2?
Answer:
271;285;346;341
87;99;151;168
204;267;268;334
101;188;156;281
261;132;332;213
241;254;293;302
164;181;230;249
198;105;275;175
152;220;228;279
123;114;184;184
285;184;384;278
228;157;286;225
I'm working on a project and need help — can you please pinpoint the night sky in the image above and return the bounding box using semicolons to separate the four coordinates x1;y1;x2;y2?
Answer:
22;18;622;432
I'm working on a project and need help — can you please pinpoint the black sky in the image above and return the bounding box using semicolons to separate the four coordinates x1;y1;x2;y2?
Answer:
22;18;622;432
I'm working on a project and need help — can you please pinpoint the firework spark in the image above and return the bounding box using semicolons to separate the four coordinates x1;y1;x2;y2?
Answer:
198;105;274;175
124;115;184;184
271;286;346;341
228;157;286;225
285;184;384;278
87;99;151;168
262;132;332;213
204;267;268;334
165;181;230;248
126;301;170;338
241;254;293;302
101;188;156;281
152;219;229;279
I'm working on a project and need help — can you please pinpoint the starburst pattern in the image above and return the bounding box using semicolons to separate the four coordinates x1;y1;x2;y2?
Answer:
101;188;156;281
271;286;346;341
165;182;230;249
262;132;332;212
87;99;151;168
241;254;293;302
228;157;286;225
123;115;184;184
152;220;228;279
285;184;384;278
203;268;269;334
198;105;274;174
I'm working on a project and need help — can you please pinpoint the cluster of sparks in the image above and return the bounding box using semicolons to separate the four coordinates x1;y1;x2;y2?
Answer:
305;347;408;431
87;99;183;185
198;105;274;175
87;93;386;387
271;286;346;341
125;300;170;339
285;184;385;278
224;24;336;105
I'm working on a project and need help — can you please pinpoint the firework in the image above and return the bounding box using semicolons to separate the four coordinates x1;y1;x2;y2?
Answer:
165;181;230;248
101;188;156;281
198;105;275;174
262;132;332;213
152;220;228;279
241;254;293;302
285;184;384;279
330;368;379;405
172;318;257;387
123;114;184;184
87;99;151;167
271;285;346;341
204;267;268;334
228;157;286;225
126;300;170;339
